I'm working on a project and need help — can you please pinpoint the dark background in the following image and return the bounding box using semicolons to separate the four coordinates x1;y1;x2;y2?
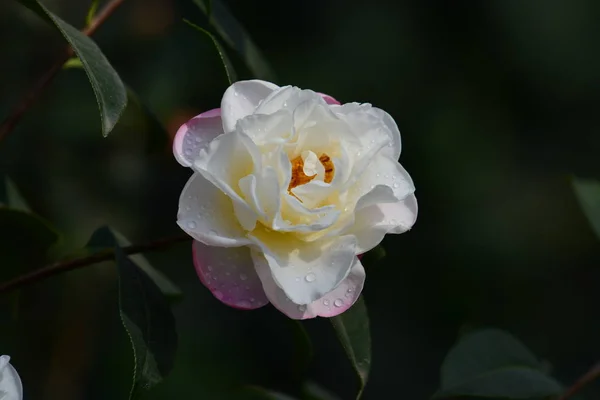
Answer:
1;0;600;399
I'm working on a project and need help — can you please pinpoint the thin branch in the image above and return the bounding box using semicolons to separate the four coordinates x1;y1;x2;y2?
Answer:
559;362;600;400
0;0;127;142
0;233;191;294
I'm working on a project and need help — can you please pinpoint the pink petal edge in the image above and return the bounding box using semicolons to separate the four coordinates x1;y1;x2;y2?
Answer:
172;108;222;167
318;92;341;105
192;240;269;310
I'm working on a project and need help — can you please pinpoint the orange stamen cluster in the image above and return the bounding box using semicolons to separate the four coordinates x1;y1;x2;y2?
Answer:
287;153;335;201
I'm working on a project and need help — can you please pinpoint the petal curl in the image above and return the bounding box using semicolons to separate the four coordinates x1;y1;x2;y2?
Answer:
221;80;279;133
249;232;356;305
252;252;365;319
351;193;418;253
173;108;223;167
318;92;341;105
193;241;268;310
177;172;251;247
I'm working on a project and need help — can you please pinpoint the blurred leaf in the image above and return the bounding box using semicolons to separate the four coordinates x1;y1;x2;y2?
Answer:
87;226;183;299
330;296;371;399
289;320;313;380
433;329;563;399
115;244;178;399
63;57;83;69
302;381;341;400
16;0;127;136
0;177;30;212
572;177;600;241
86;0;99;26
240;386;297;400
183;19;237;85
360;245;386;267
192;0;276;81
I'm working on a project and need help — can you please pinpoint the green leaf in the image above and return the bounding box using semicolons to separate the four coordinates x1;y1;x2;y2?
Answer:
192;0;276;82
0;177;31;212
115;245;178;398
17;0;127;136
87;226;182;299
302;381;341;400
183;19;237;85
86;0;100;27
434;329;563;399
330;296;371;399
63;57;84;69
572;177;600;241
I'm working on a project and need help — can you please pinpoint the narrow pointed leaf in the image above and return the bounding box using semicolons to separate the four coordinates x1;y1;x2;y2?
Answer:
115;245;178;398
330;296;371;399
183;19;237;84
192;0;276;81
572;177;600;241
17;0;127;136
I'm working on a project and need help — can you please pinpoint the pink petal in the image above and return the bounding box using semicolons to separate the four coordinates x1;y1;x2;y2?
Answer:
173;108;223;167
318;92;341;105
193;240;268;310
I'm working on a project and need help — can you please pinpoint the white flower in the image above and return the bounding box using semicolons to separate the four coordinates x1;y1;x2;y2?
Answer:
0;356;23;400
174;80;417;319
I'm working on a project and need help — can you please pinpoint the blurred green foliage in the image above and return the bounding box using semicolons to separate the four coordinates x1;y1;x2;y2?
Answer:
2;0;600;399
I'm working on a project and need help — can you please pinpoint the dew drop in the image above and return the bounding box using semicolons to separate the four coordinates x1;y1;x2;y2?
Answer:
305;273;316;282
187;221;197;229
184;148;192;155
392;175;396;180
240;273;248;281
207;265;213;271
384;174;390;179
388;141;393;147
347;288;354;293
334;299;344;307
323;299;330;306
237;300;251;308
345;292;353;298
212;276;218;281
208;229;218;236
295;277;301;282
393;182;399;188
376;173;381;178
233;91;239;97
298;305;306;312
195;135;202;143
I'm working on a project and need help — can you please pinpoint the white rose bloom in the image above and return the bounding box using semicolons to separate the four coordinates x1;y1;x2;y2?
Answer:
174;80;417;319
0;356;23;400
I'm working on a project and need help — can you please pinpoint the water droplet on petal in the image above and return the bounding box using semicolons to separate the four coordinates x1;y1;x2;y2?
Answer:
237;300;251;308
345;292;353;298
212;276;218;281
334;299;344;307
323;299;330;306
305;273;316;282
393;182;399;188
384;174;390;179
194;135;202;143
207;265;213;271
209;229;217;236
347;288;354;293
240;273;248;281
298;305;306;312
187;221;197;229
233;91;239;97
295;277;301;282
213;290;224;299
376;173;381;178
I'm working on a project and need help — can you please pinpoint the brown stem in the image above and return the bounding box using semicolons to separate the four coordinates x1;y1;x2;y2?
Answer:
558;362;600;400
0;0;127;142
0;234;192;294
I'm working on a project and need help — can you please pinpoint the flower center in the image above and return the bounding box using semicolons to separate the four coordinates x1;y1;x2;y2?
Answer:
287;151;334;197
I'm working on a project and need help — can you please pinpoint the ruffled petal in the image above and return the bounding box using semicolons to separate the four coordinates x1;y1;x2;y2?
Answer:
221;80;279;133
177;172;251;247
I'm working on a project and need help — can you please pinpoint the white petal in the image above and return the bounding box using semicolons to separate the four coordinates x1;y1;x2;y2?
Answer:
172;108;223;167
351;193;418;253
249;231;356;304
221;80;279;133
0;355;23;400
193;131;262;231
252;253;365;319
351;155;415;203
177;172;250;247
236;109;294;146
193;241;268;309
255;86;326;117
331;103;402;160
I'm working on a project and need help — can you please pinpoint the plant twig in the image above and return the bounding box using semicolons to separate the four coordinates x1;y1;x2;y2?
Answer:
0;233;191;294
559;361;600;400
0;0;127;142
